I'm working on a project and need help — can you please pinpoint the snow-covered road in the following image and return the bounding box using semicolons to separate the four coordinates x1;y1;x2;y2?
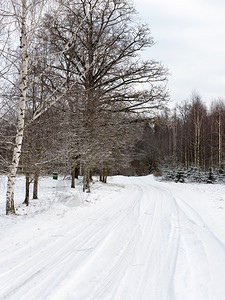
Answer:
1;176;225;300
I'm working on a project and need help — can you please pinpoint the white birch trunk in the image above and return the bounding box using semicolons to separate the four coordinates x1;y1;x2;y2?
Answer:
6;0;28;214
218;112;222;168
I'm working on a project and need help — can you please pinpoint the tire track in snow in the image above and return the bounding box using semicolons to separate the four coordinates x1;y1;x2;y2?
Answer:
175;195;225;300
0;187;141;300
156;184;225;300
0;188;132;271
92;190;158;300
95;180;181;300
47;186;142;300
3;177;224;300
128;183;180;300
1;180;181;300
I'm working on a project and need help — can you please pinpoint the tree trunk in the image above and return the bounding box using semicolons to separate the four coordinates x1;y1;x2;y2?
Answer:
75;166;79;179
103;166;109;183
86;168;90;193
194;114;201;168
83;167;90;193
99;169;103;182
210;122;214;167
102;167;106;183
33;168;39;199
6;172;16;214
218;112;222;168
71;166;75;188
82;172;86;192
6;0;28;214
24;172;30;206
90;169;93;182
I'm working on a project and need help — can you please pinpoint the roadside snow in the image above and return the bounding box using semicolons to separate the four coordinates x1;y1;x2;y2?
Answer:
0;175;225;300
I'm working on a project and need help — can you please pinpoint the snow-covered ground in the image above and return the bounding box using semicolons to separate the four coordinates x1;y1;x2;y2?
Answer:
0;175;225;300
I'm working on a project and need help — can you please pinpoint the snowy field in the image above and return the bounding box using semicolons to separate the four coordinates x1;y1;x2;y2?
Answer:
0;175;225;300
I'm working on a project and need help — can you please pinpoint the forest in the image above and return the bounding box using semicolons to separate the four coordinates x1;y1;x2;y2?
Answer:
134;94;225;183
0;0;224;215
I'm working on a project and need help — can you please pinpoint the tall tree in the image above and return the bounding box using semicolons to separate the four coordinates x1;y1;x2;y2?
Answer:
0;0;89;214
189;94;207;168
44;0;168;189
210;100;225;168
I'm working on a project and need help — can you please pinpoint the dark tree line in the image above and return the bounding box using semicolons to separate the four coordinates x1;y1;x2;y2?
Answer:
134;93;225;177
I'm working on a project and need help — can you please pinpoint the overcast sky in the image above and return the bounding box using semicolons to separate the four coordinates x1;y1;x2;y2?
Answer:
133;0;225;107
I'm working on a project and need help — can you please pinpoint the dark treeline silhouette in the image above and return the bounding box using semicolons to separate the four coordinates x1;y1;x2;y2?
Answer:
133;93;225;176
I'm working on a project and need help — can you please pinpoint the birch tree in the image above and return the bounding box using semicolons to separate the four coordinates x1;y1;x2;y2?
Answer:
0;0;34;214
135;96;225;174
0;0;90;214
210;100;225;168
190;94;207;168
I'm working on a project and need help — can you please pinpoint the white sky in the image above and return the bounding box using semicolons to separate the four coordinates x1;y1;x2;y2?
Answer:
133;0;225;107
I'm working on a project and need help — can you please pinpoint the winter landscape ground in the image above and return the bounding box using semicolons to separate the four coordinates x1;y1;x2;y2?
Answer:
0;175;225;300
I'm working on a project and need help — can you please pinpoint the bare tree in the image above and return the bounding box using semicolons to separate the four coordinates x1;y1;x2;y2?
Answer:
210;100;225;168
0;0;92;214
43;0;168;190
